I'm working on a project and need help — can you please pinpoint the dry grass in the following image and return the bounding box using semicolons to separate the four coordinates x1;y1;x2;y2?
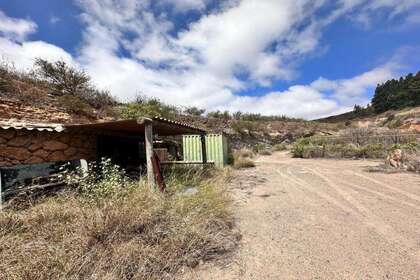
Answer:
0;166;238;280
233;149;256;169
273;143;288;151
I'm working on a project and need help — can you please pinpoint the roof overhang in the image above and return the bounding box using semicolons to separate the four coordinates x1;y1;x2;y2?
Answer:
0;117;205;136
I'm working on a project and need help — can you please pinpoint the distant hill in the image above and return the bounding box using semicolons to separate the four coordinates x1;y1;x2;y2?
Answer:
317;71;420;123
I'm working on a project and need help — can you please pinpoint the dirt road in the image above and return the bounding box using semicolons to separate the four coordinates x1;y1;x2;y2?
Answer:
184;152;420;279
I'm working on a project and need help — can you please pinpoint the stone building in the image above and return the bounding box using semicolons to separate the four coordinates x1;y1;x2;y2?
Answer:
0;118;205;168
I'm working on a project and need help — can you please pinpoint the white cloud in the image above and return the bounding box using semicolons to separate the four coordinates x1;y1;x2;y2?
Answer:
0;1;418;119
161;0;208;12
0;38;74;70
0;11;37;41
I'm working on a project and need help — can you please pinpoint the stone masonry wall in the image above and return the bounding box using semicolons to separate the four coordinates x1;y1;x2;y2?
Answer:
0;129;96;167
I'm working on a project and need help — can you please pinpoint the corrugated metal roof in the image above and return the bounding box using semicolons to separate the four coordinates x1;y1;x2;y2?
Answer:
0;119;65;132
0;117;205;135
152;116;204;132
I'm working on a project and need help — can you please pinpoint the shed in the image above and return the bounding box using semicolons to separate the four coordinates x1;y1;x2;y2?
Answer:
0;117;207;195
183;134;229;168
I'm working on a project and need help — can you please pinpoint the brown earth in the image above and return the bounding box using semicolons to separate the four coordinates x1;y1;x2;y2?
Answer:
182;152;420;279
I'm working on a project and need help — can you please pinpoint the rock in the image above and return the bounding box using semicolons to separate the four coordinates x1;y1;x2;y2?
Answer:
0;130;16;140
43;140;68;151
7;136;31;147
28;142;44;151
0;147;31;160
25;156;44;164
64;147;78;157
182;187;199;196
33;149;50;160
0;137;6;144
386;149;403;168
48;151;65;161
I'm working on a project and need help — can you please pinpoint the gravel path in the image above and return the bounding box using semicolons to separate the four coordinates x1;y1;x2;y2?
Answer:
184;152;420;279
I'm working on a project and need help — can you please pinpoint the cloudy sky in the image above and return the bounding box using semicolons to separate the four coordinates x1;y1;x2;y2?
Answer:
0;0;419;119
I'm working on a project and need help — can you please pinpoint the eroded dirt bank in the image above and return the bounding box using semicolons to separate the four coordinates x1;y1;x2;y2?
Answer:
183;152;420;279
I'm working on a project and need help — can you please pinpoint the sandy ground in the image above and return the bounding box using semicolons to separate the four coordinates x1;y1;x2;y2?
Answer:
182;152;420;279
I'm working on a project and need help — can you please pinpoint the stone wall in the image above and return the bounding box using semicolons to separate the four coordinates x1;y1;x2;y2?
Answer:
0;129;96;167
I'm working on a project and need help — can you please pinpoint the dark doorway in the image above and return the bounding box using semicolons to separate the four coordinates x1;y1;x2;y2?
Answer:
97;135;146;174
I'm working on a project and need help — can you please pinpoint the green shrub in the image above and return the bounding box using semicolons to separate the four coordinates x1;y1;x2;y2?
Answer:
57;95;93;116
120;95;180;119
359;144;386;159
291;138;311;158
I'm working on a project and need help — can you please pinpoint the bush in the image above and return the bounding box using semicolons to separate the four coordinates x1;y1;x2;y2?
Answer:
57;95;94;116
120;95;180;119
34;58;116;109
291;137;397;159
291;138;311;158
233;149;255;168
0;162;237;279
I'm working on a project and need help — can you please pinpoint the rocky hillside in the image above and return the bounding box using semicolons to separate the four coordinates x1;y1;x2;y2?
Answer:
1;59;418;150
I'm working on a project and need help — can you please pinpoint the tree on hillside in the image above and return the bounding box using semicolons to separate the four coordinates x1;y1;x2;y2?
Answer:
372;71;420;113
34;58;116;109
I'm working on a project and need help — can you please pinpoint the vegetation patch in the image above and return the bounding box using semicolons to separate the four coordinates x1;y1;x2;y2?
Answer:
273;143;288;151
0;161;238;280
291;136;419;161
233;149;256;169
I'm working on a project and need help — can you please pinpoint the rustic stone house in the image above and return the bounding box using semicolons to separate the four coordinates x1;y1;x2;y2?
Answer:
0;117;207;200
0;118;205;168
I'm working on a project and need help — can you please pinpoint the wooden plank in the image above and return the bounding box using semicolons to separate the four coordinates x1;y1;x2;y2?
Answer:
200;134;207;164
0;170;3;211
144;119;156;190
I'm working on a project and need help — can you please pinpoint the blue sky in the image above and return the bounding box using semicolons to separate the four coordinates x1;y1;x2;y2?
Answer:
0;0;419;119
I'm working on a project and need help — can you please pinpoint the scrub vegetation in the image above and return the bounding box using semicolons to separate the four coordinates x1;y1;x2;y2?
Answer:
233;149;256;169
291;129;419;161
0;162;238;280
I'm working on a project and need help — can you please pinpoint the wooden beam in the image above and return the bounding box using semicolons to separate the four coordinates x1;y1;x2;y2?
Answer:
200;134;207;164
144;119;156;190
0;170;3;211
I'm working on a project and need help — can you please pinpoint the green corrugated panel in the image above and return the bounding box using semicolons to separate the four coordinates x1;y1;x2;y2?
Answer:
182;134;228;168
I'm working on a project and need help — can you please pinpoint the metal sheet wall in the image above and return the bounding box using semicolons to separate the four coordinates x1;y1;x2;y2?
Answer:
182;134;228;167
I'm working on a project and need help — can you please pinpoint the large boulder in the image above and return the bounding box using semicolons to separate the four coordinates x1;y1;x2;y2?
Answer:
386;149;403;168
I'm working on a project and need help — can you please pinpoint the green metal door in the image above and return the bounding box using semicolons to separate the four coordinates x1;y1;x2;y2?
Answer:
183;134;228;168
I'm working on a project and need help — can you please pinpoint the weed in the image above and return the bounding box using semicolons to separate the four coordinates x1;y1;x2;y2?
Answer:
233;149;256;168
0;162;237;279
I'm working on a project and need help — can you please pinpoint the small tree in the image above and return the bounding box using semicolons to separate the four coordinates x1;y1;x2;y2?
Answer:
34;58;116;109
34;58;89;96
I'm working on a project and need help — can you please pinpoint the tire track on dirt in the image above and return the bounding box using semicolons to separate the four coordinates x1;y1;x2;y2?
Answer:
306;160;420;207
303;166;415;255
276;167;359;216
332;179;420;211
350;172;420;203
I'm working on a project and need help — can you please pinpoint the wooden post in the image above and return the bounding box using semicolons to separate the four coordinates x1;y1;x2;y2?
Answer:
139;118;156;190
200;134;207;164
0;170;2;211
